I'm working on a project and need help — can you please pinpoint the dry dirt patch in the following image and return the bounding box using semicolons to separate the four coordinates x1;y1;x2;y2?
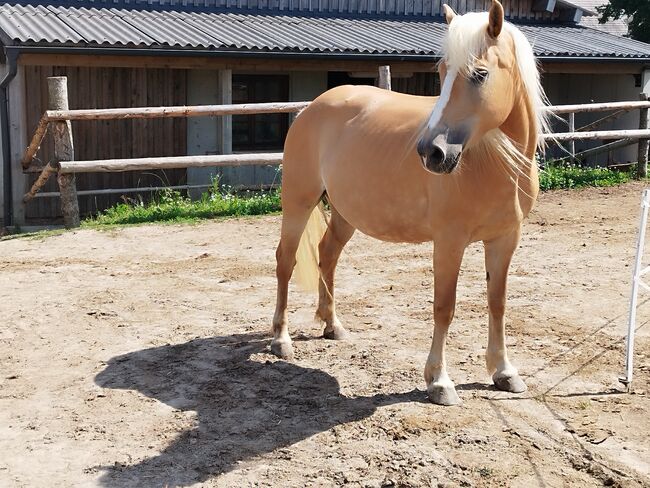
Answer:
1;182;649;487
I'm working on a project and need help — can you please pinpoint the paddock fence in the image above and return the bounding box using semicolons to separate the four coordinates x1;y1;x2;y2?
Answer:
19;68;650;228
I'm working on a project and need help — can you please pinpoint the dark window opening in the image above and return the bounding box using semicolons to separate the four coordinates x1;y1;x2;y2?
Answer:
232;74;289;152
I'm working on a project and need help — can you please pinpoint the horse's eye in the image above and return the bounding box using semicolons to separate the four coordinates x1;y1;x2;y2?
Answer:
470;68;489;85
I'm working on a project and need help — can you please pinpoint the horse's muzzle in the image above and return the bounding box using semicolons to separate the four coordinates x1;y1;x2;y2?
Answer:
417;134;462;174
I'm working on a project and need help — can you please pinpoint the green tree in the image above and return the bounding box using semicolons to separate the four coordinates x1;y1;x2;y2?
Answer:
597;0;650;43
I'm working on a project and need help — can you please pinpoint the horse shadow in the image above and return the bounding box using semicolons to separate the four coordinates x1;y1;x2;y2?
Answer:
94;332;425;487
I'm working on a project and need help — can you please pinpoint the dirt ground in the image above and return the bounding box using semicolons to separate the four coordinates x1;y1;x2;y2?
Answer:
1;182;650;488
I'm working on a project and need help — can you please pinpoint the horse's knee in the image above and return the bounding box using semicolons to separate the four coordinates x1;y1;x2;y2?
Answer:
275;243;296;279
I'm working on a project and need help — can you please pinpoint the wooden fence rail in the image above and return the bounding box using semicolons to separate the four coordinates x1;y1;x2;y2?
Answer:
19;70;650;228
58;153;284;174
22;101;310;170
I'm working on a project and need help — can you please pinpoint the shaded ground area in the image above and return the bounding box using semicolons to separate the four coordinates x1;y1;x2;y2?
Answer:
1;182;649;487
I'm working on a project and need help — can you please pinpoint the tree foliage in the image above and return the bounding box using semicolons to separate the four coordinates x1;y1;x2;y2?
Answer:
597;0;650;43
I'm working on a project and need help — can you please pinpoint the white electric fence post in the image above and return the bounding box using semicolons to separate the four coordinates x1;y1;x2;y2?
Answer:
622;189;650;388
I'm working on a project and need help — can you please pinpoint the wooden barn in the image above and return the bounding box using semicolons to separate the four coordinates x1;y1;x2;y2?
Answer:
0;0;649;227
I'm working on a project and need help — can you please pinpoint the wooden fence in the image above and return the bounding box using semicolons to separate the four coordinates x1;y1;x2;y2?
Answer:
543;97;650;172
20;69;650;228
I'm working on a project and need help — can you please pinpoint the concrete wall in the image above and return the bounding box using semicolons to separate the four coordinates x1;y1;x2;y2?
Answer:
543;72;643;165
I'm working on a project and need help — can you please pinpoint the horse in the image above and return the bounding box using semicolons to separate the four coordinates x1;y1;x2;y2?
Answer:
271;0;550;405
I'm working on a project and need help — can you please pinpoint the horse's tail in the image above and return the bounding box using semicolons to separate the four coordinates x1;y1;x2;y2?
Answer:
294;202;328;292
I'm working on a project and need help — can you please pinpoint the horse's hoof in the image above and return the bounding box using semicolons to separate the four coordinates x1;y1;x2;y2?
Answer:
270;340;294;360
428;383;461;406
323;325;350;341
493;373;527;393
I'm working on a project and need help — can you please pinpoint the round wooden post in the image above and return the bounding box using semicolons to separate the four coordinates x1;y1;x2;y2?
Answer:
48;76;79;228
378;65;392;90
638;93;650;179
567;112;575;164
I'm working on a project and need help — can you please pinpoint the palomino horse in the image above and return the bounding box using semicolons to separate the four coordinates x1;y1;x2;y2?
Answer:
272;0;550;405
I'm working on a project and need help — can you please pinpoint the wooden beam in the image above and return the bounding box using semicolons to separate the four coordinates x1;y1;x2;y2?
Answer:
8;65;27;226
47;101;311;121
378;65;392;90
18;53;436;74
541;129;650;141
547;101;650;115
20;101;309;168
638;94;649;178
21;114;48;169
23;162;57;202
557;138;635;162
48;76;80;228
58;153;284;173
218;69;233;155
541;62;642;75
567;112;575;163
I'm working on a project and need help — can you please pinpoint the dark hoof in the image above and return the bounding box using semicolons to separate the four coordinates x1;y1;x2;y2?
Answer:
493;373;527;393
323;326;350;341
428;384;461;406
270;340;294;360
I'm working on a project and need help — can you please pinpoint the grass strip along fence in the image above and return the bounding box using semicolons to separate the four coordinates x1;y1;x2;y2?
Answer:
86;164;632;226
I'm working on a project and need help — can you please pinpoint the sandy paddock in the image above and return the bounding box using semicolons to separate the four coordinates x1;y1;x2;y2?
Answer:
1;182;649;487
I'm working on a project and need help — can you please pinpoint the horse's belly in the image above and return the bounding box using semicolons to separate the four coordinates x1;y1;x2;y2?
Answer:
322;167;434;243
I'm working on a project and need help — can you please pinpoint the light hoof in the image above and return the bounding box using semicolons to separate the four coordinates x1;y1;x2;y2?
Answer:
428;383;461;406
270;340;294;360
493;373;527;393
323;325;350;341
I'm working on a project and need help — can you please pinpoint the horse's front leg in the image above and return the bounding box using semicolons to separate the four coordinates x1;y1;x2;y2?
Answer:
484;229;527;393
425;240;466;406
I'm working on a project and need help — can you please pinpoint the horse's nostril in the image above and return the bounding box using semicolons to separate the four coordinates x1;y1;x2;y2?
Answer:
430;145;446;164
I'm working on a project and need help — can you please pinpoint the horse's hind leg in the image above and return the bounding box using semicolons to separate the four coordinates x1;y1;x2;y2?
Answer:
316;206;355;339
271;201;320;360
484;229;527;393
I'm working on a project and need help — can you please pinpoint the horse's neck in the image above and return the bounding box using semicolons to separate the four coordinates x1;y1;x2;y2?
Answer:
501;91;538;160
497;89;540;215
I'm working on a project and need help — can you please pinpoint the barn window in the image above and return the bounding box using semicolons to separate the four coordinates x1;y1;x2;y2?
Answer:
232;75;290;152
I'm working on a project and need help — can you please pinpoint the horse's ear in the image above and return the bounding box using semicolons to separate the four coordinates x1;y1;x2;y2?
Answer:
487;0;504;38
442;4;456;24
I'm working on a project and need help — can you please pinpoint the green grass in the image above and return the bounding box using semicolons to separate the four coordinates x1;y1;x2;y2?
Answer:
82;163;634;227
539;163;632;191
85;184;281;226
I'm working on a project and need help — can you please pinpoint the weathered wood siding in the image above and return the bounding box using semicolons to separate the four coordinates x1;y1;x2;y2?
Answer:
23;66;187;220
393;72;439;96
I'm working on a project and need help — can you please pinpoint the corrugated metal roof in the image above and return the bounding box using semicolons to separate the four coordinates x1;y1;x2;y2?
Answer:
0;4;648;59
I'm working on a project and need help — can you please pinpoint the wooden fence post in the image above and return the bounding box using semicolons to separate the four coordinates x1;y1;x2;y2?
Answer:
378;66;391;90
567;112;575;164
48;76;79;228
638;93;650;179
